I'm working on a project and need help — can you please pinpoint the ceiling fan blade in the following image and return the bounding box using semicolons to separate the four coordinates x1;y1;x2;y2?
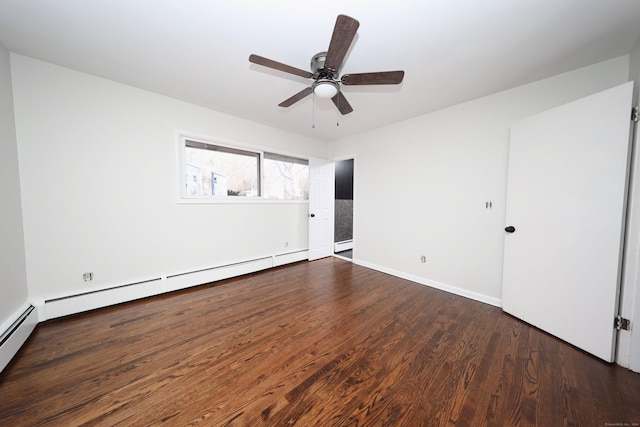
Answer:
279;87;313;107
332;91;354;115
324;15;360;73
341;70;405;85
249;54;313;79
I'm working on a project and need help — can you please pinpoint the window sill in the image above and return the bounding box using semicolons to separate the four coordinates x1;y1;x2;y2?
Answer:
178;197;309;205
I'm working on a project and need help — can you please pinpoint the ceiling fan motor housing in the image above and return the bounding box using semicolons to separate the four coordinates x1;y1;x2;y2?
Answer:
311;51;336;79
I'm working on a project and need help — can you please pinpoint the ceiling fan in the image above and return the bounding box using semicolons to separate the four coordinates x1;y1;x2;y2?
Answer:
249;14;404;115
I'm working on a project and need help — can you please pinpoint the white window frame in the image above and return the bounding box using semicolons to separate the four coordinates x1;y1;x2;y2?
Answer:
176;132;309;204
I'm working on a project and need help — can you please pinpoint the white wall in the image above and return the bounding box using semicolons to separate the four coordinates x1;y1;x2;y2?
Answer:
11;54;327;301
0;45;29;330
328;56;631;305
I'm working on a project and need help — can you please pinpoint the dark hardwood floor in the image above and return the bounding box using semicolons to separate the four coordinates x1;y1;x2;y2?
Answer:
1;257;639;426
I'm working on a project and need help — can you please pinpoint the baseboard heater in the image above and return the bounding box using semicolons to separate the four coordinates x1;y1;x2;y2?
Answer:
0;305;38;372
42;250;308;321
334;240;353;253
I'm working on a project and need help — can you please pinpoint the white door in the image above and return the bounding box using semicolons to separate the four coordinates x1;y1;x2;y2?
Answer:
308;159;334;260
502;82;634;362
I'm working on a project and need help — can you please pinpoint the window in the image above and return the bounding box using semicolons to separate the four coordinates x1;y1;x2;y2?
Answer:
185;140;260;197
182;138;308;201
263;153;309;200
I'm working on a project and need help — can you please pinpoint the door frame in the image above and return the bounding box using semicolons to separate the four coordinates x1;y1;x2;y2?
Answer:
332;154;356;261
619;100;640;371
333;156;356;261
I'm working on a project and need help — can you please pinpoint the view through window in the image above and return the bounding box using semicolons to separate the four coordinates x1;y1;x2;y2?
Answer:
263;152;309;200
184;139;308;201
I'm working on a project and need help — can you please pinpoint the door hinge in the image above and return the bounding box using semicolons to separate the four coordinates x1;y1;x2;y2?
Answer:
632;106;639;123
614;316;631;331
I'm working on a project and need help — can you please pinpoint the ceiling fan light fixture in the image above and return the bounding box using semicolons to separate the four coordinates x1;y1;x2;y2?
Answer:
313;80;338;99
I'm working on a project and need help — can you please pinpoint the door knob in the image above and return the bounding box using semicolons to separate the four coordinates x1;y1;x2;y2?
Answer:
309;213;315;218
505;226;516;233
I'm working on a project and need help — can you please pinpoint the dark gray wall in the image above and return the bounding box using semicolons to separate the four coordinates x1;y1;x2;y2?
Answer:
334;159;353;243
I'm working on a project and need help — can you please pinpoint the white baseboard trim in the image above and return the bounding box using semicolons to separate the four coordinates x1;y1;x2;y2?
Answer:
0;301;33;335
6;251;503;374
42;250;309;322
353;259;502;308
334;240;354;252
273;250;309;267
0;304;38;373
1;251;306;372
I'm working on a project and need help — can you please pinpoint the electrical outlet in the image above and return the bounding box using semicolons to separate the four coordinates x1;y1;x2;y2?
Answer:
421;255;426;263
83;272;93;282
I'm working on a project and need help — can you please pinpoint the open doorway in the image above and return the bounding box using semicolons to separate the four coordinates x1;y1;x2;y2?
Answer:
334;159;354;260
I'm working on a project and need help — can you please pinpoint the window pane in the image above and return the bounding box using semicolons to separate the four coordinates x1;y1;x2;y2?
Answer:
185;142;259;197
263;155;309;200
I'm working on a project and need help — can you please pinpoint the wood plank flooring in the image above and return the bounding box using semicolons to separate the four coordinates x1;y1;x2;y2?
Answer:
1;257;639;426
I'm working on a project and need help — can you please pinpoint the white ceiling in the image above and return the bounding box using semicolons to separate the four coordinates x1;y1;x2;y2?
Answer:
1;0;639;141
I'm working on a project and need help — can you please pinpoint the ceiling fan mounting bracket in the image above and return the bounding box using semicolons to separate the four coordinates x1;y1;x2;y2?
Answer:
311;51;336;80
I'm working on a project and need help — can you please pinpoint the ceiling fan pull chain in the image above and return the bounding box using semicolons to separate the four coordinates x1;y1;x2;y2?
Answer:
312;92;316;128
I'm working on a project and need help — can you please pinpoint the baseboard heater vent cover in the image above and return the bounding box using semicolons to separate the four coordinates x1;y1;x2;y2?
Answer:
0;305;38;373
